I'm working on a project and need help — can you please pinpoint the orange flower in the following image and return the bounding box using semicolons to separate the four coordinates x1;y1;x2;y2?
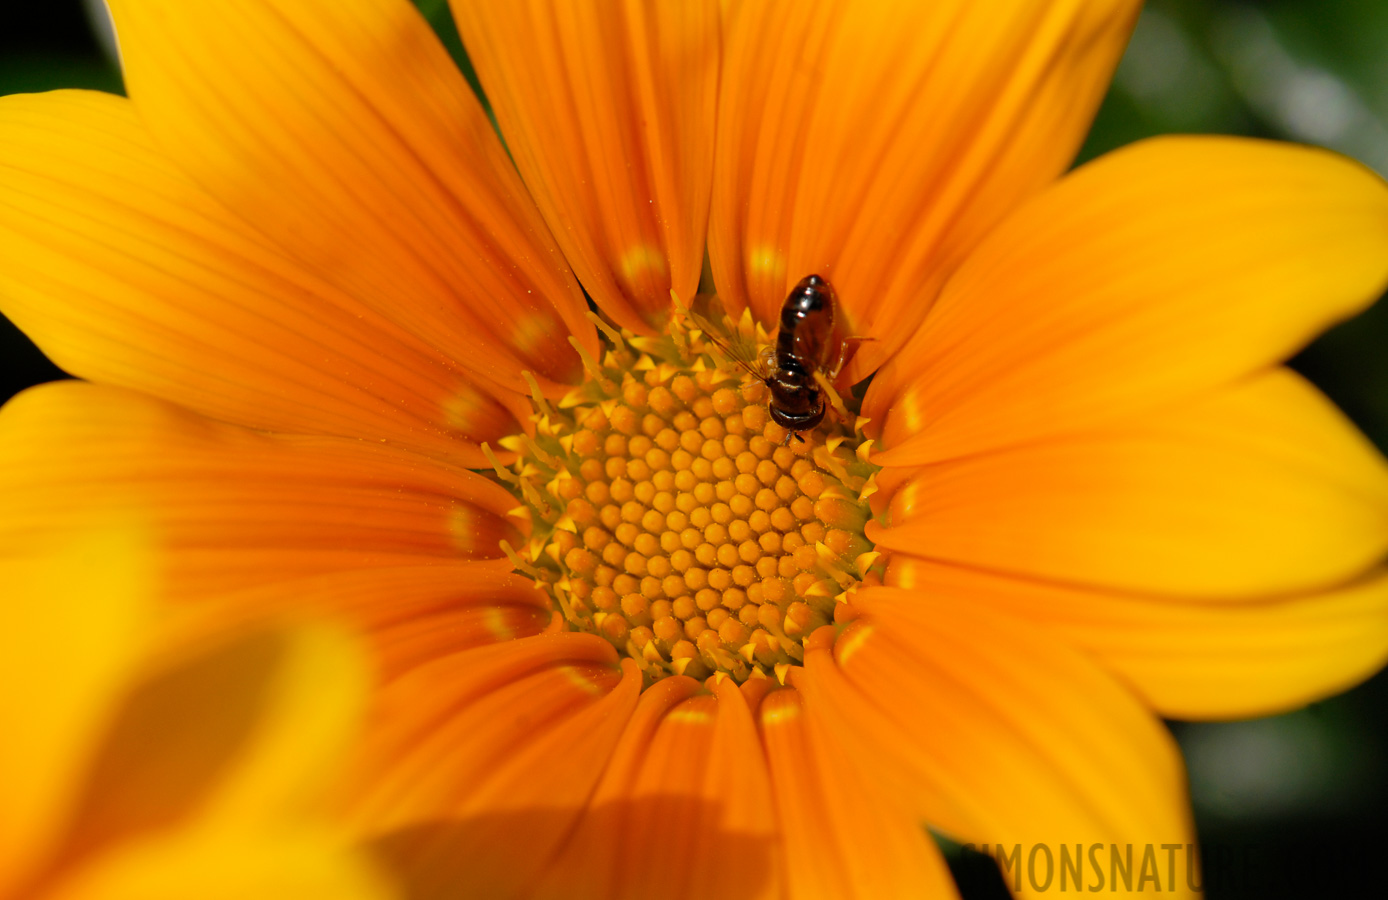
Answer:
3;1;1388;898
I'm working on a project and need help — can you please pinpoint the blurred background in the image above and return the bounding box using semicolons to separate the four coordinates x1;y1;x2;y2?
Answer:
2;1;1385;896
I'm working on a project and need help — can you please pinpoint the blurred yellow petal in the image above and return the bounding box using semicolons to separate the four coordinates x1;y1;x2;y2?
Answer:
868;137;1388;464
798;587;1196;898
0;382;521;601
45;826;393;900
451;0;719;330
4;558;388;900
0;90;525;467
0;527;151;895
758;686;958;900
712;0;1140;377
875;369;1388;598
29;628;345;895
889;558;1388;720
48;630;340;865
106;0;594;392
191;625;369;830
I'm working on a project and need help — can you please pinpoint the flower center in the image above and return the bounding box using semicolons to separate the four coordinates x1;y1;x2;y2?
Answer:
488;301;882;684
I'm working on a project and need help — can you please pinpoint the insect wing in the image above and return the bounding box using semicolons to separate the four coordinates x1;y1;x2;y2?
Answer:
686;308;766;379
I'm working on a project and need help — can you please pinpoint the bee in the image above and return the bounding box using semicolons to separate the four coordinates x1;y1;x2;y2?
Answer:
695;274;860;442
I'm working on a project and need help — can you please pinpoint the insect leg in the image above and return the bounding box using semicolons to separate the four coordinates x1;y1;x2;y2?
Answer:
812;370;853;425
829;335;877;379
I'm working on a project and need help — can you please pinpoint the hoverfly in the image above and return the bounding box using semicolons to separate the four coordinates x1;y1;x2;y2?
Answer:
694;274;861;442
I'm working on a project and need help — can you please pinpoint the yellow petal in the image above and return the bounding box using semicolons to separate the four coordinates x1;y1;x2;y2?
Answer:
451;0;719;331
799;586;1197;898
532;677;780;900
355;635;638;900
46;626;363;869
868;136;1388;465
875;368;1388;598
757;686;958;900
711;0;1140;377
0;382;520;601
192;625;370;829
106;0;595;392
0;526;151;895
889;557;1388;720
0;90;530;468
46;826;394;900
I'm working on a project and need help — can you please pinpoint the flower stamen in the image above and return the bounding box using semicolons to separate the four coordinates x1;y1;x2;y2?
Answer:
492;299;883;683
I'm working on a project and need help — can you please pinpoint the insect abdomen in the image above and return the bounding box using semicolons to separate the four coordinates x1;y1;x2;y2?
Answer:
777;274;835;369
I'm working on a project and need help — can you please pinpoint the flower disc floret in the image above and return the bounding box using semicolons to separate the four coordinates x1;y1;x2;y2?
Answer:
488;303;883;683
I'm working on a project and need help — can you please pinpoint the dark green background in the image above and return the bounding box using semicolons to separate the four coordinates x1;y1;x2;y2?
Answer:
3;2;1385;897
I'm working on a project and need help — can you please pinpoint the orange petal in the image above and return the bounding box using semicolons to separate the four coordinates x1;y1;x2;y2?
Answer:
527;676;699;899
797;586;1197;897
873;368;1388;598
533;677;780;900
450;0;719;331
889;557;1388;721
711;0;1140;376
0;90;529;468
0;382;520;601
170;565;551;681
757;686;958;900
867;136;1388;464
106;0;596;393
355;635;638;900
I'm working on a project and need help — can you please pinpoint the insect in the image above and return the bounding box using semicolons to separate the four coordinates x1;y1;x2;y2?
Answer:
696;274;861;442
764;273;838;435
